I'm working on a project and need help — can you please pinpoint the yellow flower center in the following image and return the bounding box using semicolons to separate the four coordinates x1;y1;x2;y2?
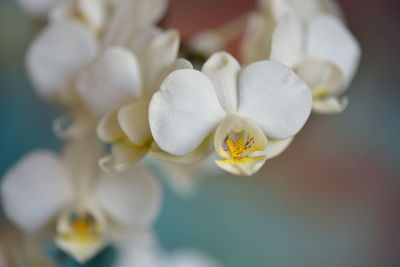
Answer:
62;213;101;244
226;138;244;158
225;135;256;160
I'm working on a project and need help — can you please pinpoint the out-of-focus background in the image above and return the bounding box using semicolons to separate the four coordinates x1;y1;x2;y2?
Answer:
1;0;400;266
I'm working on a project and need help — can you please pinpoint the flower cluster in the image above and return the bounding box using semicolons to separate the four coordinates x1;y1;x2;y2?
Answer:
2;0;360;264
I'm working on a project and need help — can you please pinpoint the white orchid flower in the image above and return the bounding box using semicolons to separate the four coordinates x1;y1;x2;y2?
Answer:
270;13;361;114
149;52;312;176
78;28;184;172
26;0;169;137
27;0;168;103
241;0;343;65
1;139;161;263
117;245;222;267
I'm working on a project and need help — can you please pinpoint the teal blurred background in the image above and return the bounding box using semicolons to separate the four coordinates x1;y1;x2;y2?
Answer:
1;0;400;266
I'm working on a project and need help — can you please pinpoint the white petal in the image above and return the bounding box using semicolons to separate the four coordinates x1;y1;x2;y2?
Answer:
103;0;168;47
241;13;274;64
61;137;102;193
97;110;125;143
17;0;61;17
76;0;106;33
56;237;105;263
266;137;293;159
138;29;180;96
1;151;73;233
279;0;322;20
48;0;74;22
149;69;226;156
215;156;267;176
99;142;150;173
270;14;303;68
129;27;162;52
150;134;214;164
27;20;97;101
118;101;152;146
294;59;343;92
93;166;162;228
202;52;240;113
49;0;106;34
168;58;194;72
238;60;312;139
77;47;141;117
263;0;293;20
313;96;348;114
306;14;361;92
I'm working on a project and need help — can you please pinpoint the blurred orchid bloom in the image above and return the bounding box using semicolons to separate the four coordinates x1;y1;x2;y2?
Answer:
241;0;343;65
26;0;169;137
1;139;161;263
80;29;183;172
270;13;361;114
149;52;312;176
242;0;361;114
116;245;222;267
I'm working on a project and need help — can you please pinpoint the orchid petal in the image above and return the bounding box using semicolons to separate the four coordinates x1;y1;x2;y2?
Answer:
149;69;226;155
270;14;303;68
150;134;214;164
138;29;180;96
241;13;274;64
238;60;312;139
307;14;361;92
75;0;106;34
27;20;97;101
93;166;161;228
104;0;168;47
215;156;267;176
77;46;141;117
294;59;343;92
99;141;150;173
312;96;348;114
168;58;194;72
1;151;73;233
266;137;293;159
202;52;240;113
97;109;125;143
118;101;152;146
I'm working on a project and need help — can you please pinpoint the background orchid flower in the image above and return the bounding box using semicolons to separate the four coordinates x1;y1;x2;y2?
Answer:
78;29;182;172
149;52;312;176
26;0;169;138
1;138;161;263
270;13;361;114
241;0;343;65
